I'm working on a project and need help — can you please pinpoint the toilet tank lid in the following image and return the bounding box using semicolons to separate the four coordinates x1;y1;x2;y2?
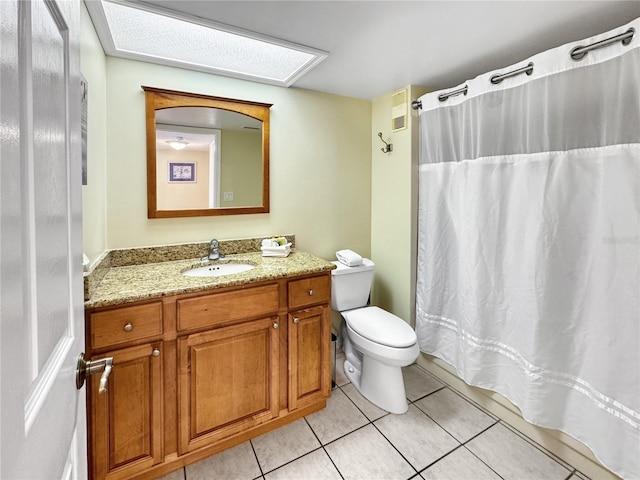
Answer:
330;258;374;275
343;306;416;347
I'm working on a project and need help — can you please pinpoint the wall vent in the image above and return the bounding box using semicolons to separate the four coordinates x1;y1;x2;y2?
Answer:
391;89;408;132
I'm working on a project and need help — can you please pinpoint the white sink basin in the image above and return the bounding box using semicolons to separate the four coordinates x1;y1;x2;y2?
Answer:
183;263;255;277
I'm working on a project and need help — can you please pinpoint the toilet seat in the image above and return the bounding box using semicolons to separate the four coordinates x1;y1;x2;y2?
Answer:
342;306;416;348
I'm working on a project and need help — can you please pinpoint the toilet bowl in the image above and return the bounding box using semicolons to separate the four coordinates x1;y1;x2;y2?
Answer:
331;260;419;414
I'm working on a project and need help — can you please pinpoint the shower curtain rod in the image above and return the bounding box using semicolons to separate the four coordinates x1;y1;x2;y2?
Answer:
411;27;636;110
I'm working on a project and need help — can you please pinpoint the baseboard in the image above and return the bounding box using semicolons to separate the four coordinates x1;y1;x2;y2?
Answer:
415;353;621;480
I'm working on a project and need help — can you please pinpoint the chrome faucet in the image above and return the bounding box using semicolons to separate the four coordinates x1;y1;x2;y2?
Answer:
204;239;223;261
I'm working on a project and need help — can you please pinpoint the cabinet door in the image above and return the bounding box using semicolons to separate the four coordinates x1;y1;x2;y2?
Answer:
288;306;331;410
178;317;279;454
89;343;163;480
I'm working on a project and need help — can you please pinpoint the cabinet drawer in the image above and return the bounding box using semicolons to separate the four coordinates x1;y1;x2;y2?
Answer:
177;284;279;332
288;275;330;309
89;302;163;350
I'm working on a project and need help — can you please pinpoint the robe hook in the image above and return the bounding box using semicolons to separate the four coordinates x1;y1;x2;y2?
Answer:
378;132;393;153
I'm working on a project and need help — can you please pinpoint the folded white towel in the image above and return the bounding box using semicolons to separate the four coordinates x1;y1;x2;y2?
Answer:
261;243;292;258
262;251;290;258
336;249;363;267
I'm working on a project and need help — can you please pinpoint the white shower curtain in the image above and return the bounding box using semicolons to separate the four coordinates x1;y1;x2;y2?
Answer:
415;19;639;479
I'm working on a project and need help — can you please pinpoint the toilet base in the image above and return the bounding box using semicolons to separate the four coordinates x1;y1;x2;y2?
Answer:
343;355;409;414
339;316;416;414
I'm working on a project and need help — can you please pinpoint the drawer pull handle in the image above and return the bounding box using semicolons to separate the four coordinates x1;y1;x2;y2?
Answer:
293;317;299;324
152;348;160;357
308;289;315;296
273;322;279;329
123;322;133;332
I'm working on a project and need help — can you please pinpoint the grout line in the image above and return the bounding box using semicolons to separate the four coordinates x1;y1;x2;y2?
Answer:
303;417;345;479
460;444;506;480
337;383;390;422
457;424;506;479
407;384;447;404
370;420;420;477
564;470;576;480
321;445;345;480
416;443;466;475
318;421;372;448
259;446;326;477
410;399;470;446
496;420;574;470
249;439;265;478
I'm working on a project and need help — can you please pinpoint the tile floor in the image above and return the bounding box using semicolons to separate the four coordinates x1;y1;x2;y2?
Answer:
158;353;591;480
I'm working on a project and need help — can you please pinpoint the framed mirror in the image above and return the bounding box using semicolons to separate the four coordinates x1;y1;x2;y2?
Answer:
142;86;271;218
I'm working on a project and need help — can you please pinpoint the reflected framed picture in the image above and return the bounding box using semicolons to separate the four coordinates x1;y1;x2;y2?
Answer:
168;162;196;182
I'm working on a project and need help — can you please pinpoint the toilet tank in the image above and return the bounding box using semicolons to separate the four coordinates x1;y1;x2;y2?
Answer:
330;258;375;311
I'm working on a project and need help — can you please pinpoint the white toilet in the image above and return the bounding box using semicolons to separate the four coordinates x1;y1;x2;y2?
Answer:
331;258;419;414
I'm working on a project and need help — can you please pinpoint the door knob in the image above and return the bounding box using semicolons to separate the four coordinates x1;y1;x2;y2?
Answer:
76;353;113;394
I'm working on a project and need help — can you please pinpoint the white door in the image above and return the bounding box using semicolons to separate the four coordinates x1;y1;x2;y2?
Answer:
0;0;86;478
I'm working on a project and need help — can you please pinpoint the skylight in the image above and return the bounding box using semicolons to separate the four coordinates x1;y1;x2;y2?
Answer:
85;0;328;86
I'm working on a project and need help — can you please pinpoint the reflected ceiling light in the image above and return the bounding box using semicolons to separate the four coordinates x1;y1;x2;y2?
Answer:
85;0;329;87
167;137;188;150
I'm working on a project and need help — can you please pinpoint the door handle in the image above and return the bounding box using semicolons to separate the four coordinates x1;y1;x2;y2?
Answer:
76;353;113;394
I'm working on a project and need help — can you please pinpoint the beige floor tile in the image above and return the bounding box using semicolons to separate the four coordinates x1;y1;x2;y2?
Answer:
264;449;341;480
374;405;459;471
341;383;388;421
421;447;501;479
252;418;321;473
571;472;591;480
325;424;416;480
499;421;572;470
402;364;444;401
466;423;571;480
185;441;261;480
155;467;185;480
305;387;368;444
414;387;496;443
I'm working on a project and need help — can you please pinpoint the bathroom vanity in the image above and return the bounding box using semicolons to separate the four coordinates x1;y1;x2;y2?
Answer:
84;245;334;480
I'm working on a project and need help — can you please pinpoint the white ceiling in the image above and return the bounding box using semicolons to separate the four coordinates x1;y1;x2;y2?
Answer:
134;1;639;99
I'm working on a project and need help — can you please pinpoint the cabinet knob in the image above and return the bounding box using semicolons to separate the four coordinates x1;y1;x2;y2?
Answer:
308;289;315;296
152;348;160;357
123;322;133;332
293;317;299;324
273;322;279;329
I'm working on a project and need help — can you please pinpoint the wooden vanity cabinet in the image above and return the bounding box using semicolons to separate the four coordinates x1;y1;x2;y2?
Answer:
89;343;163;480
288;306;331;410
287;275;332;410
86;302;164;480
177;315;280;454
85;272;332;480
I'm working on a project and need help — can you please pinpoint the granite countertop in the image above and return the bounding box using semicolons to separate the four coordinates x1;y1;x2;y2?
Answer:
85;250;335;309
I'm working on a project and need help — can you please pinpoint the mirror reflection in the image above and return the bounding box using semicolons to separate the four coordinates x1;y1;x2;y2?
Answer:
143;87;271;218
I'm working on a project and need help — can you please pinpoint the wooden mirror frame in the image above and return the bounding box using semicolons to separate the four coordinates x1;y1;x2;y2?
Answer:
143;86;272;218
